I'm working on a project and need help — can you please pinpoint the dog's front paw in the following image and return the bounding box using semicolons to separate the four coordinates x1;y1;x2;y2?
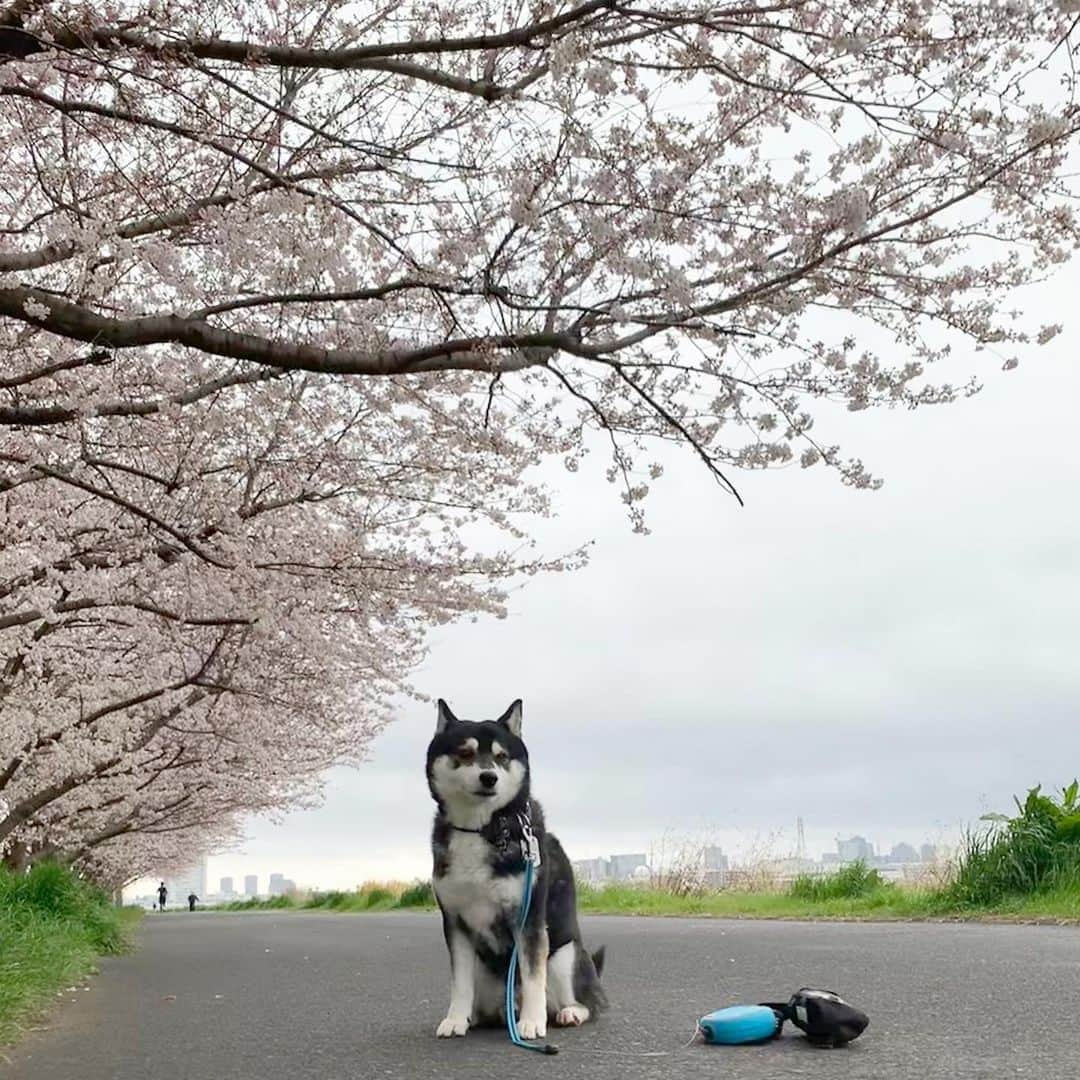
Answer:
517;1015;547;1040
436;1015;470;1038
555;1004;590;1027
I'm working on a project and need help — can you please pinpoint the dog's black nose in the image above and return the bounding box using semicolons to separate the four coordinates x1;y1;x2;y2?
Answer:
479;771;498;789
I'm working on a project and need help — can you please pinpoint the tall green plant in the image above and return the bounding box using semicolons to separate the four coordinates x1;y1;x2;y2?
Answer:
951;781;1080;906
789;860;886;901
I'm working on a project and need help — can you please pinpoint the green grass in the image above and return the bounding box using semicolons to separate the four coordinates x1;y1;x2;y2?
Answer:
948;782;1080;907
213;879;436;913
0;862;138;1045
576;878;952;920
210;874;1028;923
578;874;1080;923
789;860;885;901
215;894;297;911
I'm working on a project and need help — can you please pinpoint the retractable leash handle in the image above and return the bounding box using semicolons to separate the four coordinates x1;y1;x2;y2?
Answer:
699;989;869;1049
505;815;558;1056
759;988;869;1047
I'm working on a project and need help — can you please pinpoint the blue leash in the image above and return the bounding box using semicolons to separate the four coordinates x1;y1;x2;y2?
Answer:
505;819;558;1055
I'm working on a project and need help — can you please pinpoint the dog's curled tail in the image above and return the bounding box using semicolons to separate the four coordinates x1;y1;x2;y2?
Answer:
576;943;609;1013
592;946;606;977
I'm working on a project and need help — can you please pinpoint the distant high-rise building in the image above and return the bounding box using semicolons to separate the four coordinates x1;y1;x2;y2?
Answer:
220;876;235;896
572;857;611;882
920;844;938;863
609;853;648;881
703;845;729;871
889;843;918;863
268;872;286;896
836;836;874;863
244;874;258;897
701;845;730;887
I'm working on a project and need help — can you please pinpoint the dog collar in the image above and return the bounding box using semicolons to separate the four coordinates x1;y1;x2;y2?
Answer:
449;825;484;834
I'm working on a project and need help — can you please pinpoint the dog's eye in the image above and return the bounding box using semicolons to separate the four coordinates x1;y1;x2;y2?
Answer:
495;752;509;766
457;749;475;764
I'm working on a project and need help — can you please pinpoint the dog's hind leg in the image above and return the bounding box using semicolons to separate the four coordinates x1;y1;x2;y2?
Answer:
471;964;506;1028
547;942;590;1027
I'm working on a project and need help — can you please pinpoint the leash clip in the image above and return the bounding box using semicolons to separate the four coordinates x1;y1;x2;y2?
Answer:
518;812;542;868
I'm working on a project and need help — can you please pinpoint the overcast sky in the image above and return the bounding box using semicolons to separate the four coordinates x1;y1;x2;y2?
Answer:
134;266;1080;896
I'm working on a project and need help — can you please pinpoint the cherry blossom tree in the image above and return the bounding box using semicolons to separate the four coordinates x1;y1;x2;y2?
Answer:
0;364;565;879
2;0;1079;881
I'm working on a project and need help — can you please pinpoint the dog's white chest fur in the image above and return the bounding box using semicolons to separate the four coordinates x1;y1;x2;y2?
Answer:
435;832;524;939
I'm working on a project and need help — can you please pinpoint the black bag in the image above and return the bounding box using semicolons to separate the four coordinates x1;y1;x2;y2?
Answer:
759;988;869;1047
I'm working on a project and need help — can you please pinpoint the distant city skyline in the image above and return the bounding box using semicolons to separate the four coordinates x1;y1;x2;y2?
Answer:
129;858;291;906
571;836;940;886
124;821;953;903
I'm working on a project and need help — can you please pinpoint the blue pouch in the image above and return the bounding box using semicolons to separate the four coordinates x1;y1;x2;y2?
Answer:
698;1005;782;1045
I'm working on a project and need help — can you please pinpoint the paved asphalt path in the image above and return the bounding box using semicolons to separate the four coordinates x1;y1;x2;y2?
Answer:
4;912;1080;1079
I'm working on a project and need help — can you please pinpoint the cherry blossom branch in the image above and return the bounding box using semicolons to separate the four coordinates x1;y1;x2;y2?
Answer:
0;631;233;809
18;1;615;65
0;165;357;273
0;285;568;378
13;458;233;567
0;365;284;425
0;598;252;632
0;689;210;842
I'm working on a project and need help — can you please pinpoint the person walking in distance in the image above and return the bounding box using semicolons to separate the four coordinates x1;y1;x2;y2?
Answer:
157;881;167;911
187;892;199;912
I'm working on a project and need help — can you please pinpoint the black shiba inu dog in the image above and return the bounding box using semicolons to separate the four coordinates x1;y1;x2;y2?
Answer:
426;698;607;1039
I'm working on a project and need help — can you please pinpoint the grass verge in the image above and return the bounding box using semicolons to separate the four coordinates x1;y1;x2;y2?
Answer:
211;879;436;913
578;884;1080;923
576;877;956;921
0;862;139;1045
202;869;1080;923
211;781;1080;925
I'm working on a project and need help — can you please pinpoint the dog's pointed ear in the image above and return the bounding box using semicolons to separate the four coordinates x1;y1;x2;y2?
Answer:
435;698;458;734
496;699;523;737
